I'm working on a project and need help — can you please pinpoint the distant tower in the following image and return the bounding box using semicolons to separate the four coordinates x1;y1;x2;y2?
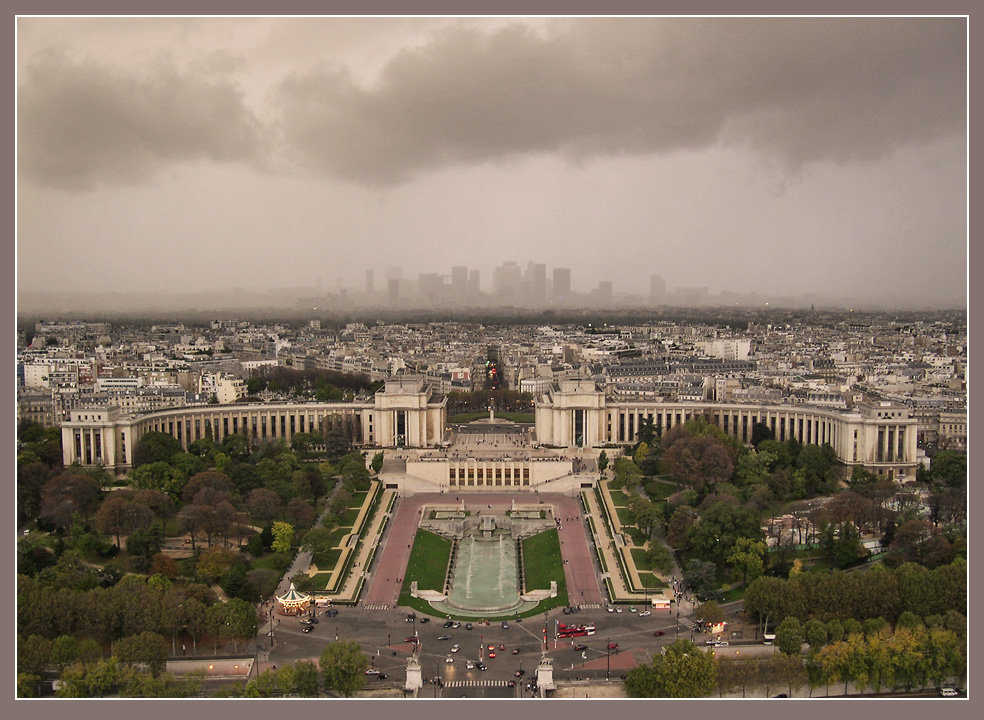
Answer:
552;267;571;300
467;269;481;296
451;266;468;299
649;274;666;304
527;262;547;306
388;278;400;305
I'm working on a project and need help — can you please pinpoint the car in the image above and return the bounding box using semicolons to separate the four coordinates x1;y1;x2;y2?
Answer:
629;606;637;613
301;625;314;633
563;607;571;615
443;620;454;628
714;641;729;647
445;656;454;663
488;644;496;651
420;617;430;624
615;607;623;613
514;669;525;677
940;688;958;697
606;606;615;613
307;616;319;623
466;661;475;669
324;609;338;617
705;639;718;646
465;623;473;630
376;673;387;680
653;630;665;637
488;651;496;658
476;662;487;671
573;644;588;652
437;635;451;641
300;619;313;626
501;621;509;629
507;681;516;688
639;610;651;617
406;614;416;622
405;636;419;644
511;648;520;655
365;668;381;676
451;644;460;653
607;642;619;650
452;622;461;629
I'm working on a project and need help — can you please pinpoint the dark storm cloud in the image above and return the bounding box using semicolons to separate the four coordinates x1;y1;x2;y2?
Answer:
18;52;265;190
275;18;966;184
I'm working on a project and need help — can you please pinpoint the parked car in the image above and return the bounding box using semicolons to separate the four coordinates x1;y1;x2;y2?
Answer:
406;614;416;622
443;620;454;628
465;623;473;630
714;641;729;647
452;622;461;629
437;635;451;641
940;688;958;697
639;610;651;617
501;621;509;629
511;648;520;655
420;617;430;624
629;607;637;613
365;668;381;676
324;609;338;617
301;625;314;633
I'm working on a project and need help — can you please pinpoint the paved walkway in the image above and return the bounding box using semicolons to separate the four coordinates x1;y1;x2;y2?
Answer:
363;492;604;609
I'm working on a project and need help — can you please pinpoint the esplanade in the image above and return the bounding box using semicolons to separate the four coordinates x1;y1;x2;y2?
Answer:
61;376;918;482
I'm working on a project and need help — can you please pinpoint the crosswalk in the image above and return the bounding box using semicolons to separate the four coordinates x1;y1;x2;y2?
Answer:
579;603;603;610
362;604;392;611
442;680;513;688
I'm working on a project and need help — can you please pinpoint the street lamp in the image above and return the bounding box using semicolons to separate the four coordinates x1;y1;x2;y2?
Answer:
606;637;610;681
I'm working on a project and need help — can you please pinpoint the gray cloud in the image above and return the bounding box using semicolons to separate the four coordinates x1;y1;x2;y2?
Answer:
275;18;966;184
18;51;265;190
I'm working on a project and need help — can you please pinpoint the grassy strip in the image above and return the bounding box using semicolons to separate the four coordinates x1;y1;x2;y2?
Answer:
630;547;654;571
350;491;368;506
339;508;360;527
615;507;634;526
402;528;453;592
522;529;564;591
608;489;631;506
446;412;535;423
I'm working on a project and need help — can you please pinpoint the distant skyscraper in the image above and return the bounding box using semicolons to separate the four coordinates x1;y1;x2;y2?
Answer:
649;274;666;304
365;269;374;295
553;267;571;299
598;281;613;300
493;261;522;298
451;266;468;298
527;262;547;305
467;269;481;296
418;273;442;303
388;278;400;305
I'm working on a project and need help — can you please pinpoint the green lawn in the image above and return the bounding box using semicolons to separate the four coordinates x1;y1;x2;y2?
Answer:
447;412;535;424
350;491;368;507
616;507;635;526
643;478;678;501
608;489;631;506
636;573;667;589
522;529;566;594
402;529;452;592
327;527;350;547
339;508;360;527
313;548;343;570
248;551;293;572
630;547;653;571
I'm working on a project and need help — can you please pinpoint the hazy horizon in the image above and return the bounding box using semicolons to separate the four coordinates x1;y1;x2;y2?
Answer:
17;17;968;311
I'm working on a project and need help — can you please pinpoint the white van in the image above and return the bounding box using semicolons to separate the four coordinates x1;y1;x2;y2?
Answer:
939;687;958;697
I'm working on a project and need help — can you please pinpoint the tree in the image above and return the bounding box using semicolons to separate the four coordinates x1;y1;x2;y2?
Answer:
285;498;316;528
319;641;367;697
271;521;295;553
597;450;609;474
775;616;803;656
930;450;966;488
726;536;766;585
18;635;52;676
132;432;182;469
125;526;163;570
751;421;774;447
624;639;717;697
95;495;131;548
246;488;282;526
694;600;725;625
294;659;321;696
803;619;828;651
686;500;762;563
645;542;675;575
683;558;717;600
225;598;258;653
39;470;101;530
113;631;169;676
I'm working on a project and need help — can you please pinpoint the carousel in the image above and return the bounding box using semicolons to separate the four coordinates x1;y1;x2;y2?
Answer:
275;583;312;616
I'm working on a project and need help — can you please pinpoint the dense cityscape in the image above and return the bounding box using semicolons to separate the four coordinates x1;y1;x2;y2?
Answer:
15;307;967;698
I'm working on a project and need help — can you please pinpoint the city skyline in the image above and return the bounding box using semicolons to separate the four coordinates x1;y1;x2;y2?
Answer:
17;17;967;311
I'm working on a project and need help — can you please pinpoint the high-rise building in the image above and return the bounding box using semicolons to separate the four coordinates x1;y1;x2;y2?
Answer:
365;269;375;295
467;269;481;296
527;262;547;306
388;278;400;305
649;274;666;304
418;273;442;303
493;261;522;298
553;267;571;300
451;266;468;298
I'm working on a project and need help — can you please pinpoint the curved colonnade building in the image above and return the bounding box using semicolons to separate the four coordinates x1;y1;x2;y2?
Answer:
61;376;918;484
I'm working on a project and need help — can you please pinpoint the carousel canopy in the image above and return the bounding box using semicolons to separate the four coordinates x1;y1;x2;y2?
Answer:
277;583;311;604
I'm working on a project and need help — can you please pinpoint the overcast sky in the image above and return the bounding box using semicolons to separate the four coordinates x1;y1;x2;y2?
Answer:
17;17;967;309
